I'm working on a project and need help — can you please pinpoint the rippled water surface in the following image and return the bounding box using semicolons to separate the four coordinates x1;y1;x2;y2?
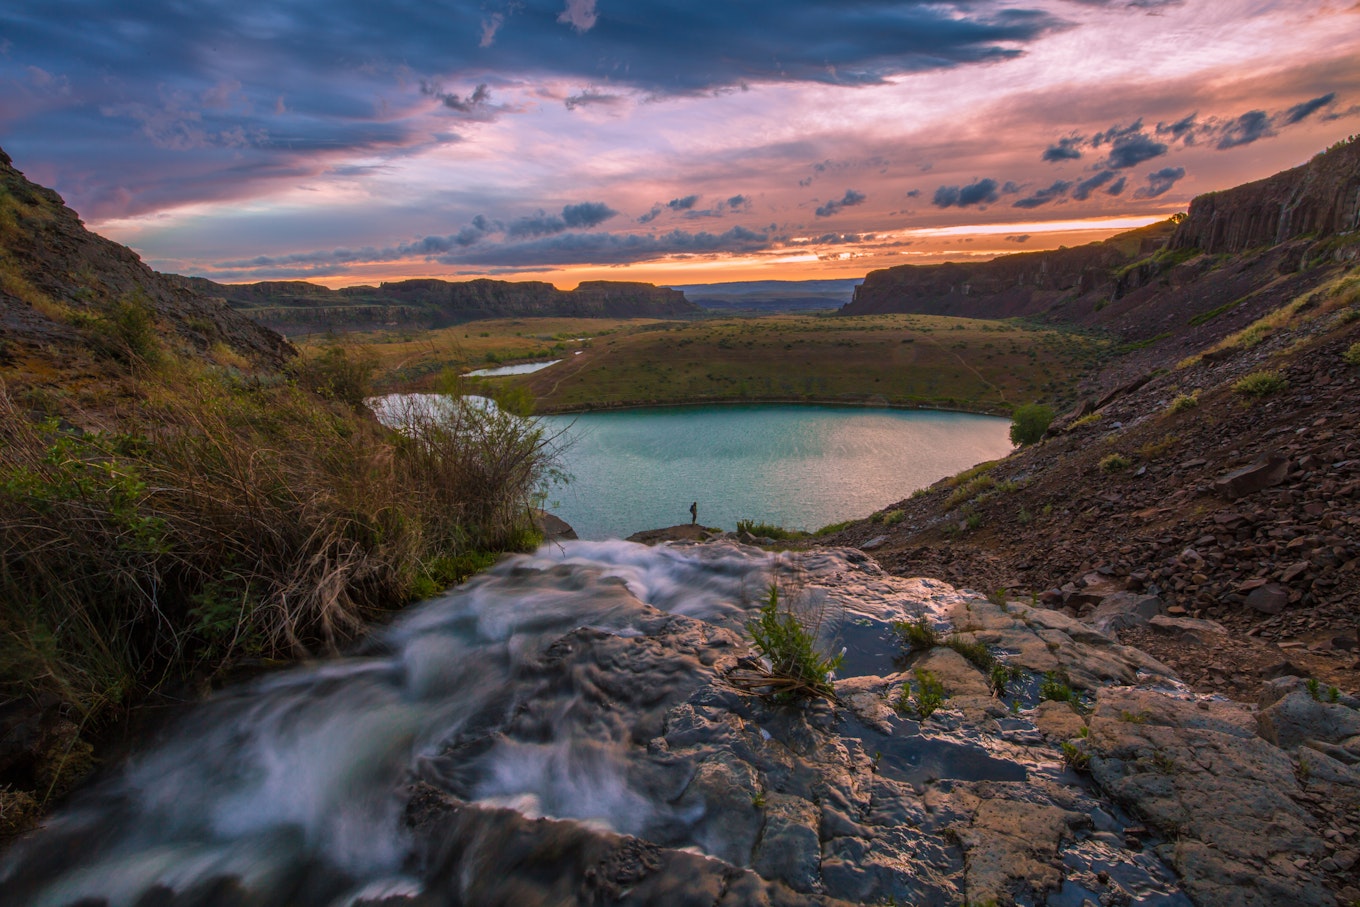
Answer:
538;404;1013;538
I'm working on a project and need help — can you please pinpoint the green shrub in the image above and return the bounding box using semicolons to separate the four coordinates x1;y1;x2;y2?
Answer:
945;635;995;672
1343;342;1360;366
1099;453;1131;472
947;474;994;508
0;362;559;747
900;668;946;719
1233;370;1289;397
1040;670;1079;704
891;616;940;651
736;519;803;540
745;584;842;701
1060;741;1090;772
989;663;1022;697
1168;392;1199;413
1009;403;1055;446
293;345;377;409
1070;411;1103;429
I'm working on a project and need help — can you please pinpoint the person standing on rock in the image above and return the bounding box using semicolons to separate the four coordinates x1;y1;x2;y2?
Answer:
690;501;698;525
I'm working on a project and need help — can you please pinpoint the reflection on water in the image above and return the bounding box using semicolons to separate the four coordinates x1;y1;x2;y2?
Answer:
464;359;560;377
539;404;1013;538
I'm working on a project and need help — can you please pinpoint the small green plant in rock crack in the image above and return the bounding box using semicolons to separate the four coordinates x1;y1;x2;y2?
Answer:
988;662;1023;698
945;635;995;673
891;615;940;652
896;668;947;720
1060;741;1091;772
1305;677;1341;702
743;584;842;702
1040;670;1080;705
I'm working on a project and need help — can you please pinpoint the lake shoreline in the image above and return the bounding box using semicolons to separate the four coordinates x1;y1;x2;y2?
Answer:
533;393;1012;418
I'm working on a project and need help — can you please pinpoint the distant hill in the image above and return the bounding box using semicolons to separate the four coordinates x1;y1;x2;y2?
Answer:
670;278;861;312
173;275;702;335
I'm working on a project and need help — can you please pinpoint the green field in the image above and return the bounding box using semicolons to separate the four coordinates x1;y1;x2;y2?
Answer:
300;317;666;390
511;313;1108;414
311;312;1110;414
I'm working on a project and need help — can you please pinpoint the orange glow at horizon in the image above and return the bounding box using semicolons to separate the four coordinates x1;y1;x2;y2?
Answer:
284;217;1168;290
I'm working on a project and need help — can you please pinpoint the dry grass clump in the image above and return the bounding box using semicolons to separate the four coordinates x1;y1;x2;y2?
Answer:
0;353;558;739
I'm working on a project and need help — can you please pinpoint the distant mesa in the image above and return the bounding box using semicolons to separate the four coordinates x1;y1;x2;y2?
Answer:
173;275;701;334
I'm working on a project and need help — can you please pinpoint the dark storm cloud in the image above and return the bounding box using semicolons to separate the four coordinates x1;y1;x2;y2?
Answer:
0;0;1066;214
1133;166;1184;199
505;201;618;237
1104;132;1168;168
422;82;495;117
1155;113;1198;142
1215;110;1274;149
1042;136;1083;162
1071;169;1115;200
814;189;867;218
932;178;1000;208
210;211;772;277
1282;93;1336;125
564;89;623;110
1012;179;1072;208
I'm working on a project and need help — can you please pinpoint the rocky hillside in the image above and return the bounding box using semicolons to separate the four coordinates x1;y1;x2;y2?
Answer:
843;136;1360;332
176;274;701;334
841;220;1175;319
0;148;292;378
816;144;1360;713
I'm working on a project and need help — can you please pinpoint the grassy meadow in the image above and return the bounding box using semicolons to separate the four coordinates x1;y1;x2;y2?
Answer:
316;312;1111;414
510;313;1109;413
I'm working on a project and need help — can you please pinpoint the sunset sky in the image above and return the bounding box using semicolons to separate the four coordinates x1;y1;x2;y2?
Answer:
3;1;1359;288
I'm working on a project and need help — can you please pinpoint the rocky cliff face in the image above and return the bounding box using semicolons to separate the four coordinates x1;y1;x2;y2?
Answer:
0;148;292;369
841;222;1173;320
1170;136;1360;255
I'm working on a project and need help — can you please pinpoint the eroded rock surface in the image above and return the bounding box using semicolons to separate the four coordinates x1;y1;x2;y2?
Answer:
3;540;1358;906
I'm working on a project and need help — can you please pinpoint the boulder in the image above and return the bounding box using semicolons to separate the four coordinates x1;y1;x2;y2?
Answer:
1257;689;1360;751
1214;454;1290;500
1244;582;1290;615
1086;591;1163;635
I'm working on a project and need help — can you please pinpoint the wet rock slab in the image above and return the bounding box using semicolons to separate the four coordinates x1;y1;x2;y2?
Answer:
4;540;1359;907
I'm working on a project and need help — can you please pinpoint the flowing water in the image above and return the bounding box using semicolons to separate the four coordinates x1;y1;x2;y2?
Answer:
538;404;1013;538
2;542;1190;907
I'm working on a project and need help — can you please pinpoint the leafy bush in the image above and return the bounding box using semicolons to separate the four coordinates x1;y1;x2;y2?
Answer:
1343;342;1360;366
1233;370;1289;397
744;584;842;701
1009;403;1054;446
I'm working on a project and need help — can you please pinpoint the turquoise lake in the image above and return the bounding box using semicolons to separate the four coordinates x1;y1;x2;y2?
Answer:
537;405;1013;540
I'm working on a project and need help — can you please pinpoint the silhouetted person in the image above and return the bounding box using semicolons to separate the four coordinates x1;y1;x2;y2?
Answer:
690;501;698;525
